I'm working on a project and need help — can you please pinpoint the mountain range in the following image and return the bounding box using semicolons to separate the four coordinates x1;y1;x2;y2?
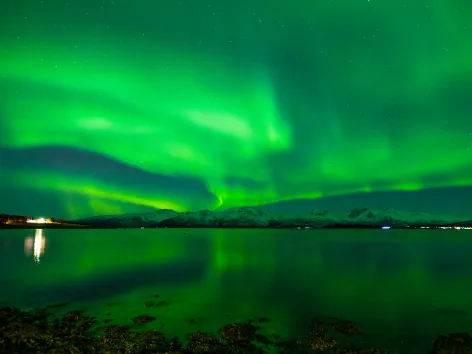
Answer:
72;207;469;228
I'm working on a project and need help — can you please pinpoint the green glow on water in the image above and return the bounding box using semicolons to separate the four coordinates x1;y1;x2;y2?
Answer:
2;228;472;353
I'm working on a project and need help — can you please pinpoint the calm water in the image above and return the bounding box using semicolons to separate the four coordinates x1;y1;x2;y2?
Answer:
1;228;472;353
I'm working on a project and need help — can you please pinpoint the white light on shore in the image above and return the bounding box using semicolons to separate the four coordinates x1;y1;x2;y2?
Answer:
26;217;49;224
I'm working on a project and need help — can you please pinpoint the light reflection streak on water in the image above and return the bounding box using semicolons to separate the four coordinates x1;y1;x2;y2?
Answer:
24;229;46;264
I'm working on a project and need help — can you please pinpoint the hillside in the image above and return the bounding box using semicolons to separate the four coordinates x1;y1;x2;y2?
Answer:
72;207;466;228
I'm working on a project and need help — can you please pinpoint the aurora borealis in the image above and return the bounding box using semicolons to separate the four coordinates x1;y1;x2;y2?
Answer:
1;0;471;218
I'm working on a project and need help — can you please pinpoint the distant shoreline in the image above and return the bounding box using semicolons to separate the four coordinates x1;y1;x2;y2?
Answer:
0;224;448;230
0;224;102;229
2;208;470;230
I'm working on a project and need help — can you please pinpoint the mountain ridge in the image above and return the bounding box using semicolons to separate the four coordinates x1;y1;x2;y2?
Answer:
72;207;468;228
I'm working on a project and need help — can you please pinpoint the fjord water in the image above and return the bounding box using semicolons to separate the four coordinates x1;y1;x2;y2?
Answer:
1;228;471;353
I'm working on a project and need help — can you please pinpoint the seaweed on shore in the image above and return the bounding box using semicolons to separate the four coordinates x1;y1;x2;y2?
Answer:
0;306;469;353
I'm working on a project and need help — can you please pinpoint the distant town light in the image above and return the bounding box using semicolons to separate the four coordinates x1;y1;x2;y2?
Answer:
26;217;51;224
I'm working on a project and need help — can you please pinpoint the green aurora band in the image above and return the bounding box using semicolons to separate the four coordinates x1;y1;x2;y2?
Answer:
1;0;471;217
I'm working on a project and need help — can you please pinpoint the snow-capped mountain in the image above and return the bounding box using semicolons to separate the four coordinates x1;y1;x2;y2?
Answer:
152;209;219;228
73;207;465;228
155;207;280;228
218;207;278;227
337;207;461;227
276;209;332;228
73;209;179;228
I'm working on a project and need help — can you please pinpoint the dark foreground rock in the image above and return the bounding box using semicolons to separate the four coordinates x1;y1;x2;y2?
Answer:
432;333;472;354
0;306;468;353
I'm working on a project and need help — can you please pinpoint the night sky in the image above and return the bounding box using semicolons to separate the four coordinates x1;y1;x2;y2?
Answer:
1;0;471;219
